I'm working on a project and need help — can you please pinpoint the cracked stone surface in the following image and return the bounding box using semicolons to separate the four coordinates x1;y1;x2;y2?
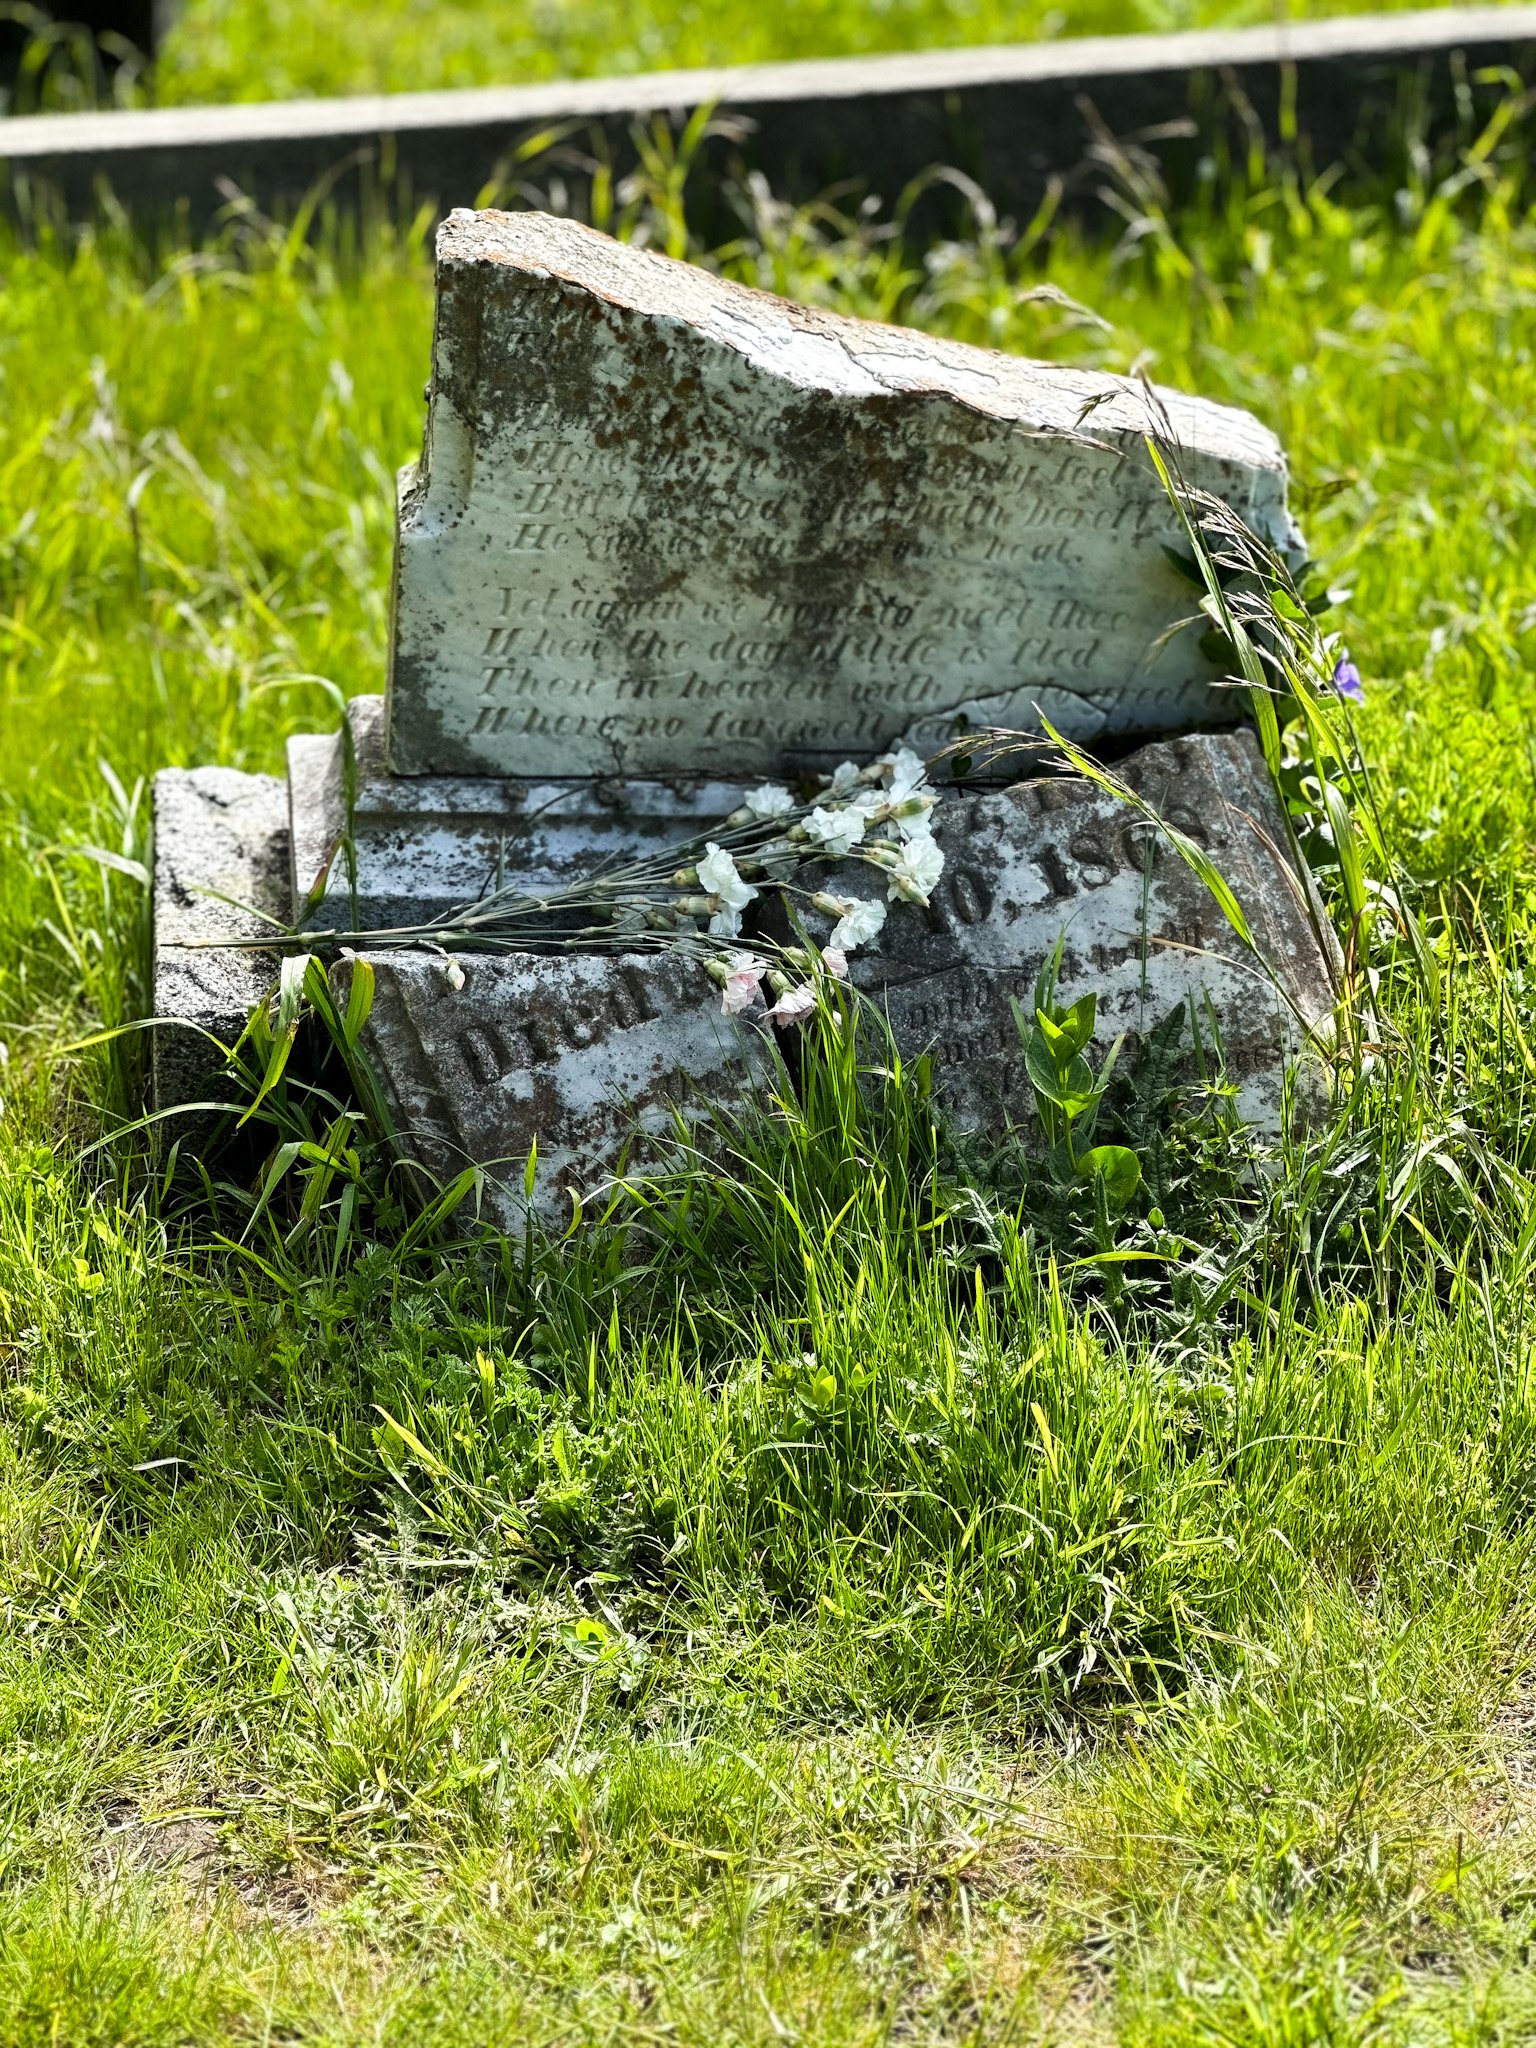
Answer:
335;947;766;1228
336;731;1336;1219
803;728;1339;1134
386;208;1300;781
151;767;289;1127
288;696;755;930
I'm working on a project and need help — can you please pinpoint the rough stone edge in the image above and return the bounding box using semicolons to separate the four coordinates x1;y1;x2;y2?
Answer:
151;766;289;1138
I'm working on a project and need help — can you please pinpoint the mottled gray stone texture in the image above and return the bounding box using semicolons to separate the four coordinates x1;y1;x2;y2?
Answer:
809;729;1337;1132
333;730;1335;1219
151;767;289;1123
335;948;764;1227
289;696;754;930
386;208;1299;781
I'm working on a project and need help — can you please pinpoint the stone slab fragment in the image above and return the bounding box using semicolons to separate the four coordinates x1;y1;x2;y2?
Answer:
151;767;289;1121
386;209;1298;780
816;728;1337;1132
336;948;764;1227
289;696;753;929
335;730;1335;1226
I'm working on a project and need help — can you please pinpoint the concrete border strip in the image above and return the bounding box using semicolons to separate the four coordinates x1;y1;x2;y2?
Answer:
5;5;1536;224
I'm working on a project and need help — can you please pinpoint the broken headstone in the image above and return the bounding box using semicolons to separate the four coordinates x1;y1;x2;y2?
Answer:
149;208;1335;1215
387;208;1299;781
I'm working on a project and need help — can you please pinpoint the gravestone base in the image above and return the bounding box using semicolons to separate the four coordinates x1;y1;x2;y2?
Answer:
151;713;1338;1222
334;949;766;1228
288;695;760;931
798;727;1339;1137
150;767;290;1135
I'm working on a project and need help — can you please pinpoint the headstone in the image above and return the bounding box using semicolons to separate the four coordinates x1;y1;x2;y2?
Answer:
803;729;1337;1135
386;209;1298;781
334;949;763;1227
149;207;1338;1217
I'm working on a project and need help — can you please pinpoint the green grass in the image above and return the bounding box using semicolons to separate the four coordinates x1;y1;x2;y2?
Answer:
5;108;1536;2048
147;0;1523;106
10;0;1536;112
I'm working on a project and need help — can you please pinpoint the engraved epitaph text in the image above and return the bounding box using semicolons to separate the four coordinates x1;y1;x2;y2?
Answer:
386;211;1299;779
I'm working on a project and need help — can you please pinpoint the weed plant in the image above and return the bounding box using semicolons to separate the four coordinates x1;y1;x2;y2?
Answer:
3;102;1536;2047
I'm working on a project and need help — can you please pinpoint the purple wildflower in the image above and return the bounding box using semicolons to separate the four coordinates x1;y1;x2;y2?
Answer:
1331;656;1364;705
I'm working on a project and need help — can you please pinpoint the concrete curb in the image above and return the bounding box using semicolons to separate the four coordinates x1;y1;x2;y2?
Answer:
5;6;1536;227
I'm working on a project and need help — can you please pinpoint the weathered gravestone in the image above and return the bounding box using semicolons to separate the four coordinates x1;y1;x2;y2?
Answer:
151;208;1338;1221
388;210;1297;779
798;728;1333;1139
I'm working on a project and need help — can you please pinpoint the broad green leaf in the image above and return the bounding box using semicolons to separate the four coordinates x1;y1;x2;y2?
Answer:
1076;1144;1143;1207
1033;1007;1074;1065
1024;1026;1070;1107
1060;991;1097;1056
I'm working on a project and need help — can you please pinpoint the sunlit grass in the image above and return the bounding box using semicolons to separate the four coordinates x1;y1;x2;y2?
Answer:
3;117;1536;2046
6;0;1523;113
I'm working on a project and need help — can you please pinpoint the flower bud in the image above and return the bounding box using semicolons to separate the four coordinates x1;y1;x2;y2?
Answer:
766;969;792;995
672;865;699;887
704;957;731;986
810;891;849;916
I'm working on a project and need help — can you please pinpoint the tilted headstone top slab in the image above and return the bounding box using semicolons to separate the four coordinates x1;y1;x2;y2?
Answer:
386;209;1298;781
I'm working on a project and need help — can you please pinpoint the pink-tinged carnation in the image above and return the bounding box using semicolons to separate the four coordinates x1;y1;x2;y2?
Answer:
766;984;818;1027
821;947;850;980
720;954;766;1015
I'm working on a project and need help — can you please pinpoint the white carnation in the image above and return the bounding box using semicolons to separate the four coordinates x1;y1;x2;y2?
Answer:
806;805;866;858
887;831;945;907
828;896;887;953
698;840;759;937
744;782;794;819
882;746;930;801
